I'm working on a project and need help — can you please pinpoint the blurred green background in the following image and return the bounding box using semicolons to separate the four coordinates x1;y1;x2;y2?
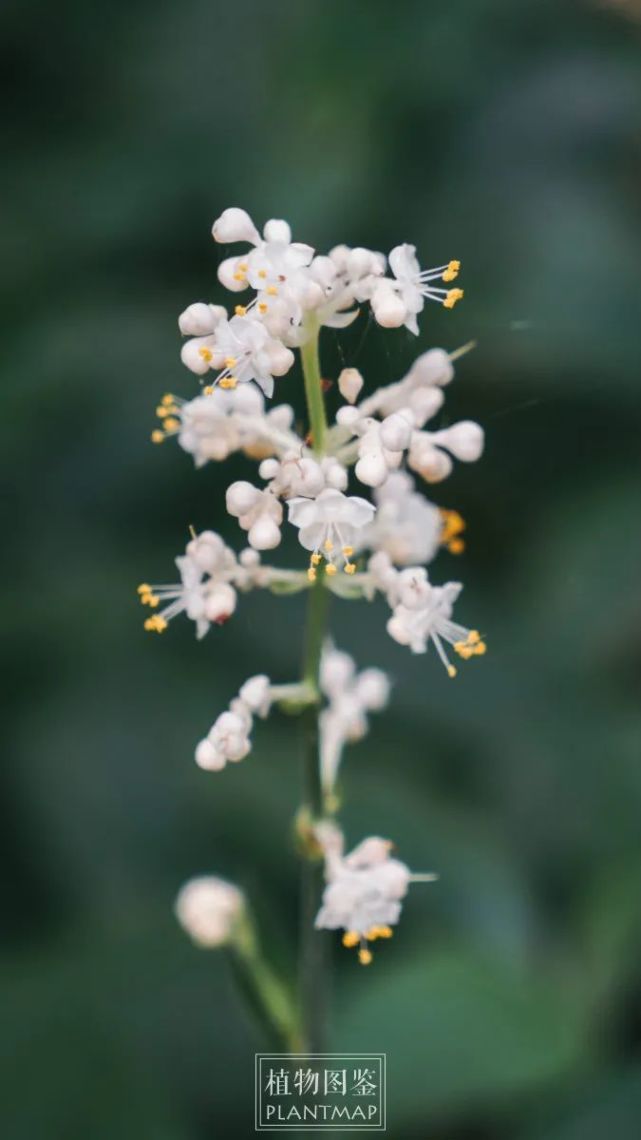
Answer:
2;0;641;1136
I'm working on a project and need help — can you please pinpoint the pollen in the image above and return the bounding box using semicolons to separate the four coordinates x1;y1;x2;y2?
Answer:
344;563;356;575
161;394;174;406
440;509;466;554
453;631;487;659
232;271;247;283
266;285;278;296
310;553;322;566
442;259;461;283
324;539;334;552
224;356;237;369
238;262;249;273
307;567;317;582
447;664;458;678
151;430;165;444
144;615;168;633
198;347;213;362
366;925;393;940
443;288;464;310
342;931;360;948
258;303;268;314
342;546;353;557
234;305;247;317
325;564;337;576
219;377;238;390
163;416;179;430
358;948;373;966
203;385;214;396
257;269;267;279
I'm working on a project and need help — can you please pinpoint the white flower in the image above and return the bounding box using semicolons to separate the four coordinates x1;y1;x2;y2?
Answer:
358;471;442;566
151;388;300;462
226;481;284;550
287;488;375;578
383;567;487;674
319;643;389;796
175;876;244;948
178;303;228;375
137;531;239;638
373;244;463;335
314;828;436;964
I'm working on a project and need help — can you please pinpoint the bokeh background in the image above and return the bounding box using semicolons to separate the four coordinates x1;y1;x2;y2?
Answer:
2;0;641;1136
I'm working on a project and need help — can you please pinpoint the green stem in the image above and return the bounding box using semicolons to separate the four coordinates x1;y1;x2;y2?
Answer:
298;322;331;1051
300;316;327;454
230;909;302;1051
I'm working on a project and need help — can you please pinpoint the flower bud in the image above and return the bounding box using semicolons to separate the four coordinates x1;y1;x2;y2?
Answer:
263;218;291;243
195;738;226;771
355;669;390;710
248;514;281;550
212;207;260;245
355;452;389;488
175;876;244;947
205;582;237;623
178;302;226;337
338;368;364;405
264;341;295;377
434;421;484;462
226;481;260;517
371;284;407;329
380;411;413;452
407;348;454;388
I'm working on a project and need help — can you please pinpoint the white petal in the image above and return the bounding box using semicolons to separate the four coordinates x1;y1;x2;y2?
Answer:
212;207;260;245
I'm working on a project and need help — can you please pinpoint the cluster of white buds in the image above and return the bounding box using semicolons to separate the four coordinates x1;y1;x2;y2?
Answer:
195;674;274;771
319;644;389;797
139;206;488;971
314;823;437;965
175;876;245;948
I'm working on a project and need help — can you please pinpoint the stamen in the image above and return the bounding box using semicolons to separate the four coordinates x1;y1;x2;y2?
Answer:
219;377;238;390
224;356;237;369
342;546;353;557
234;305;247;317
324;539;334;552
442;259;460;283
151;430;165;444
266;285;278;296
342;931;359;948
443;288;464;310
325;564;337;577
344;563;356;575
307;567;317;582
144;615;168;633
358;945;373;966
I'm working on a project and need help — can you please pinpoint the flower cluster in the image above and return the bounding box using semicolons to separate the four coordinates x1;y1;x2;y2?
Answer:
314;823;437;965
140;207;486;969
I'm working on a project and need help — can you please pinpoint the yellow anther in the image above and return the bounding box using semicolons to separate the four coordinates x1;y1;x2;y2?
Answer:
234;305;247;317
219;377;238;390
449;538;465;555
198;347;213;362
144;615;167;633
443;288;464;310
163;417;179;431
257;269;267;279
447;664;458;678
323;539;334;552
468;630;480;644
151;430;165;444
325;563;337;576
258;303;268;314
307;567;317;582
161;394;174;406
224;357;237;369
156;405;169;418
474;641;487;655
342;931;360;948
137;583;151;594
358;948;373;966
203;386;214;396
442;259;461;283
238;262;249;273
310;553;322;566
266;285;278;296
344;563;356;575
342;546;353;557
367;925;393;940
232;271;247;282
